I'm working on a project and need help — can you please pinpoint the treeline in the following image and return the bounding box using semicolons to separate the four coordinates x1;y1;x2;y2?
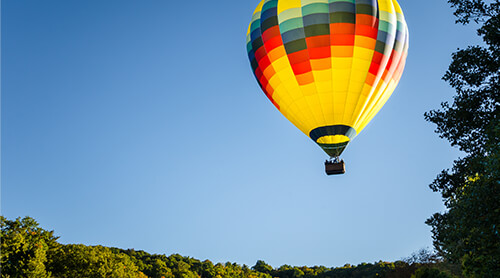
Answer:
1;216;459;278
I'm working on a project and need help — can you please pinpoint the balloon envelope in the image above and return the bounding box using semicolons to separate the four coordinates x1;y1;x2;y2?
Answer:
247;0;409;157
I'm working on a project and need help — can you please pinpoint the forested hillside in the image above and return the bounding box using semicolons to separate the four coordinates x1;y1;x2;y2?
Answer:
1;216;460;278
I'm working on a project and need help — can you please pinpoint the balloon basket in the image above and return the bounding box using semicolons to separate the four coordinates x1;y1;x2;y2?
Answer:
325;160;345;175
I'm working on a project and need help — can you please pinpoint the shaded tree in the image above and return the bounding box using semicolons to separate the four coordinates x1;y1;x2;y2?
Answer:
424;0;499;277
411;268;457;278
252;260;273;275
1;216;59;278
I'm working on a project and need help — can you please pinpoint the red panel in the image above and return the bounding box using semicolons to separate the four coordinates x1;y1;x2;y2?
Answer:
371;51;384;65
259;73;269;90
258;56;272;72
387;50;401;72
291;61;312;75
383;50;401;82
254;46;267;62
255;67;263;81
264;36;283;52
369;62;381;76
306;35;330;48
356;14;377;27
308;47;330;59
331;34;355;46
330;23;355;35
355;25;378;39
288;49;310;65
262;25;281;42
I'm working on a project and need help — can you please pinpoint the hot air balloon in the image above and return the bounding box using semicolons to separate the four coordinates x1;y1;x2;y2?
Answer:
246;0;409;175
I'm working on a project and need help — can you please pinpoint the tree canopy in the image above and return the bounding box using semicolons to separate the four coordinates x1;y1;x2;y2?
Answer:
424;0;499;277
1;216;460;278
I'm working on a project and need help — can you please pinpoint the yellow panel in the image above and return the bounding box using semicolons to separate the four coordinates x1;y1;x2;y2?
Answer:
302;0;327;5
277;0;302;15
274;76;300;105
351;77;388;127
378;0;395;13
353;45;375;61
281;102;309;135
300;83;316;96
272;55;292;72
286;101;308;131
348;71;365;89
392;0;403;14
315;80;331;93
332;69;350;82
311;64;332;124
378;0;397;23
318;93;334;119
313;69;331;82
332;91;347;120
342;39;374;123
351;60;371;74
294;98;317;125
317;135;350;144
304;95;326;127
356;81;397;133
268;74;282;89
331;56;352;69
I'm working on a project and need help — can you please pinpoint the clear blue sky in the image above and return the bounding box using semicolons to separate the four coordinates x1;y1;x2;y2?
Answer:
2;0;478;268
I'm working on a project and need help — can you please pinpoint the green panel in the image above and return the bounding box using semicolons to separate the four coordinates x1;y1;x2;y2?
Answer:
356;4;376;16
304;24;330;37
329;0;355;3
284;38;308;53
378;20;393;33
330;12;355;24
318;142;350;157
279;18;304;33
250;20;261;33
374;41;387;54
302;3;329;16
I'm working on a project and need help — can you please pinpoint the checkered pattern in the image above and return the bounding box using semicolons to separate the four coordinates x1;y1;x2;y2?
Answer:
247;0;409;157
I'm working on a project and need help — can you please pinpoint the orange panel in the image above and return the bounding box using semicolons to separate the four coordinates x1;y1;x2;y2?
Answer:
306;35;330;48
330;23;355;35
311;58;331;71
296;72;315;85
332;46;354;57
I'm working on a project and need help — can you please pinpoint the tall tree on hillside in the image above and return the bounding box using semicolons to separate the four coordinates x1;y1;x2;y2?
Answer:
0;216;59;278
424;0;499;277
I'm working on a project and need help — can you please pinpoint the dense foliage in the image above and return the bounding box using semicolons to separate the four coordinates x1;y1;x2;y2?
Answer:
424;0;499;277
1;216;460;278
0;216;59;277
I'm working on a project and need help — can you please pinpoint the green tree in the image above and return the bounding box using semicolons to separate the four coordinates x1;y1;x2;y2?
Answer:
48;244;144;278
252;260;273;275
411;268;457;278
1;216;59;278
424;0;499;277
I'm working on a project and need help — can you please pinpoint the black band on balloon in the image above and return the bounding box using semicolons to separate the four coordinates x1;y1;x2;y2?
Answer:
309;125;357;142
